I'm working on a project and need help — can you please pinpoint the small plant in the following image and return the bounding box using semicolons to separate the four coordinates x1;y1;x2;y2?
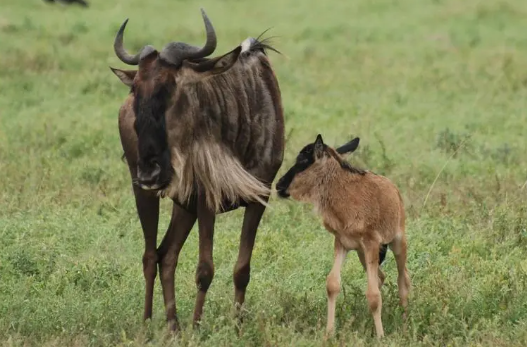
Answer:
8;252;40;277
490;143;515;166
435;127;471;157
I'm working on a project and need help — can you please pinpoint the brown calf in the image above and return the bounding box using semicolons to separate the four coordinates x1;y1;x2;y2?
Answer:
276;134;410;338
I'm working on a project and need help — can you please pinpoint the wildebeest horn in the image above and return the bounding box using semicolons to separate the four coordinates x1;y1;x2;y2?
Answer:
114;19;140;65
159;8;217;66
191;8;218;58
114;19;156;65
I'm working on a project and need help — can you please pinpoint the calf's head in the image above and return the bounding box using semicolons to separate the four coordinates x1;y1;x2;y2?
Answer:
276;134;360;198
110;9;243;190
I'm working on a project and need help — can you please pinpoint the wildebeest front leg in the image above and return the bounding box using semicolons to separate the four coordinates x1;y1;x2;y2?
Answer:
233;201;267;321
193;195;216;327
157;204;196;331
132;185;160;321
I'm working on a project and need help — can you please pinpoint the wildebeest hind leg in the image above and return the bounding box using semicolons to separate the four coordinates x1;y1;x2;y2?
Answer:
233;200;268;326
157;203;196;332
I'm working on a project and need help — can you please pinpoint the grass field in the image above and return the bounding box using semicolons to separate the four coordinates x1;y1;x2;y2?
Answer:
1;0;527;345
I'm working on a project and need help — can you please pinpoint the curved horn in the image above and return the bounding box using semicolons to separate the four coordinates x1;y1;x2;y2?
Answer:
160;9;217;66
189;8;217;59
114;19;141;65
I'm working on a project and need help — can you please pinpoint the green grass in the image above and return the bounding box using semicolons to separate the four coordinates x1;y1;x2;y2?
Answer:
1;0;527;345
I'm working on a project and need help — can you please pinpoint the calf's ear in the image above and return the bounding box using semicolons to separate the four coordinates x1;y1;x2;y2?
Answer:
336;137;360;155
314;134;325;158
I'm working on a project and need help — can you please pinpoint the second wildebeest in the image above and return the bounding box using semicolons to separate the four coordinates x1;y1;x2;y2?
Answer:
43;0;89;7
110;9;284;331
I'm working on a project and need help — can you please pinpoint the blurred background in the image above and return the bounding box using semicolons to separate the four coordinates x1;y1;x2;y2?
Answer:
0;0;526;345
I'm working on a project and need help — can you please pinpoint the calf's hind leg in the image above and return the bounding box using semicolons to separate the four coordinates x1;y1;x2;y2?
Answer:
389;234;411;324
363;241;384;338
357;247;386;289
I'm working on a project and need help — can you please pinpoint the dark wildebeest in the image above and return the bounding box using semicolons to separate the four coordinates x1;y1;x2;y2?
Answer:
110;9;284;331
43;0;89;7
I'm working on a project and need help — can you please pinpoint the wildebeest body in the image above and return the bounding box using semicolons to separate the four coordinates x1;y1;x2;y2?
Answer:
111;9;284;331
159;47;284;211
117;40;284;213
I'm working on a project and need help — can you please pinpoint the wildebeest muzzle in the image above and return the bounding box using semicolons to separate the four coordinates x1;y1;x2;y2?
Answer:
136;150;172;191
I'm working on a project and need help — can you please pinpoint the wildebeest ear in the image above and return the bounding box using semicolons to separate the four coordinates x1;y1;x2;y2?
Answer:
110;67;137;87
314;134;325;158
185;46;242;75
336;137;360;155
209;46;242;75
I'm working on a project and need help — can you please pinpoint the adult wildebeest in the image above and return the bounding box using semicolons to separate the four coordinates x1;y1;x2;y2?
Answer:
110;9;284;331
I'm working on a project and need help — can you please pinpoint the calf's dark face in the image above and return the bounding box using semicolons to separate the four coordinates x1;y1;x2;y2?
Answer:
275;134;360;198
276;141;318;198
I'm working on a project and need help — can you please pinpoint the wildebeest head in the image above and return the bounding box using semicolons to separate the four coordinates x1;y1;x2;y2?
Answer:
110;9;243;191
276;135;361;198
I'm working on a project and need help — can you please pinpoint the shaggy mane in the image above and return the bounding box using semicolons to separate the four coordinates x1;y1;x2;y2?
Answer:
160;142;270;212
327;147;367;175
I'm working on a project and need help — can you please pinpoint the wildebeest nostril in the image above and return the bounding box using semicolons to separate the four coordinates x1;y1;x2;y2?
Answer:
137;163;161;185
275;178;290;198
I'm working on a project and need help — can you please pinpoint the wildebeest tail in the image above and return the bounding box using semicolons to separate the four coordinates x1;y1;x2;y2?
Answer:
379;244;388;265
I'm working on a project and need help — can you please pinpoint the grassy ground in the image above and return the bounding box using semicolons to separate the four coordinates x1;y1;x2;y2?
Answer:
1;0;527;345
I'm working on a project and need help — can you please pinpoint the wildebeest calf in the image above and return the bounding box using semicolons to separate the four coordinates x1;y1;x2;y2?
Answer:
276;134;410;338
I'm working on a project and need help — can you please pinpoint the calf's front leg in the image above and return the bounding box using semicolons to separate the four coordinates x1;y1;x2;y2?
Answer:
326;238;347;335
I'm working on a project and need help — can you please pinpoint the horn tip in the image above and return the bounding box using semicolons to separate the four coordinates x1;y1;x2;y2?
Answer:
117;18;129;35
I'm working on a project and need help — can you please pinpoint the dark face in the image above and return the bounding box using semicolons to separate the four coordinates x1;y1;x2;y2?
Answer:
111;34;243;191
276;142;318;198
110;10;242;191
131;58;176;190
275;134;360;198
